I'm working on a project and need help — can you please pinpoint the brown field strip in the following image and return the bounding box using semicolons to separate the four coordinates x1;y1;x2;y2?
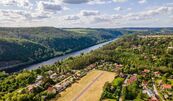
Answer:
53;70;115;101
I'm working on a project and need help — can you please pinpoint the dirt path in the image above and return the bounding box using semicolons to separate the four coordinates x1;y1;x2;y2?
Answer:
72;72;104;101
119;75;129;101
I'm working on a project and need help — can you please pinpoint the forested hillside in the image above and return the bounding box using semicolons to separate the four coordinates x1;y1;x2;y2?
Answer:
0;27;122;70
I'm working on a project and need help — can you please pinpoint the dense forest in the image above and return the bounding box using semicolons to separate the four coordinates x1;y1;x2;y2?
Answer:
0;27;122;71
0;33;173;101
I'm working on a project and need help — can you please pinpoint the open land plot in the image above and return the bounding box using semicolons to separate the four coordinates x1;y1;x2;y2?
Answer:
54;70;115;101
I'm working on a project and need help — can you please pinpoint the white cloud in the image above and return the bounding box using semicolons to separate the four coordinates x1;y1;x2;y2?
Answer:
0;0;172;27
114;7;123;11
127;8;132;11
138;0;147;4
111;6;173;22
88;0;111;4
0;9;51;22
0;0;32;9
60;0;90;4
56;0;112;4
64;15;80;20
80;10;100;16
112;14;123;19
0;10;29;18
114;7;132;12
37;1;64;13
124;6;173;21
141;6;173;16
92;16;110;23
113;0;128;3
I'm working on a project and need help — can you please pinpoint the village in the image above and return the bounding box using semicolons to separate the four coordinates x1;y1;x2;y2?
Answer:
115;66;173;101
13;60;173;101
23;63;97;100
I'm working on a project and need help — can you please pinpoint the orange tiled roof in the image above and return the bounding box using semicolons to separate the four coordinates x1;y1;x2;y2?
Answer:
144;69;150;73
163;84;172;89
149;96;159;101
47;87;54;92
128;76;137;84
154;71;160;74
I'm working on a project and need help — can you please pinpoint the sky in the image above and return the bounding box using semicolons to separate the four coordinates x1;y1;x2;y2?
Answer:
0;0;173;28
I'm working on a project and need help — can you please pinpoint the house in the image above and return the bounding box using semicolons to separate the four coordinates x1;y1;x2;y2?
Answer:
58;76;74;90
27;85;35;93
57;75;66;80
149;96;159;101
154;71;161;77
162;84;172;90
168;47;173;49
61;81;71;89
47;87;56;94
75;71;82;77
115;64;123;68
50;73;58;80
27;80;43;93
141;73;146;77
47;70;53;75
142;90;147;94
127;75;137;84
143;69;150;73
80;71;87;77
84;68;89;72
119;72;126;78
142;81;148;87
36;75;43;82
34;80;43;87
88;64;96;70
164;94;169;99
54;84;63;92
71;70;77;74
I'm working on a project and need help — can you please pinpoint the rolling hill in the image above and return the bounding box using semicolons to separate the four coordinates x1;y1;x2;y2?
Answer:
0;27;122;70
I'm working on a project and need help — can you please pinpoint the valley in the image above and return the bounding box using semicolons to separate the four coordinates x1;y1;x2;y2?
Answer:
0;29;173;101
0;0;173;101
0;27;122;72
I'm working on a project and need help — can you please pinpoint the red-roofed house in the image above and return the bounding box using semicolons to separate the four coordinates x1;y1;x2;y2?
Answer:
127;75;137;84
115;64;123;68
142;81;148;87
154;71;161;77
143;69;150;73
89;64;96;69
149;96;159;101
162;84;172;90
47;87;56;94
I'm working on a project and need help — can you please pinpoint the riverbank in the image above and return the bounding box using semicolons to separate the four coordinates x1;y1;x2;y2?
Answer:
0;38;117;73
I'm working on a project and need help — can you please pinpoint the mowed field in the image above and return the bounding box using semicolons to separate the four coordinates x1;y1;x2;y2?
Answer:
54;70;115;101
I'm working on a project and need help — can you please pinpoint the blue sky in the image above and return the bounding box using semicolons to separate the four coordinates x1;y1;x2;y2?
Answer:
0;0;172;27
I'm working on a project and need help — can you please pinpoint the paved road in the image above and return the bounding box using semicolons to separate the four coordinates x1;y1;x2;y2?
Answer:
72;72;104;101
153;83;165;101
152;78;165;101
153;84;159;95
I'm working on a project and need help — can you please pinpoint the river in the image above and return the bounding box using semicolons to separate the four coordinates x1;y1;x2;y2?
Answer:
26;39;117;70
